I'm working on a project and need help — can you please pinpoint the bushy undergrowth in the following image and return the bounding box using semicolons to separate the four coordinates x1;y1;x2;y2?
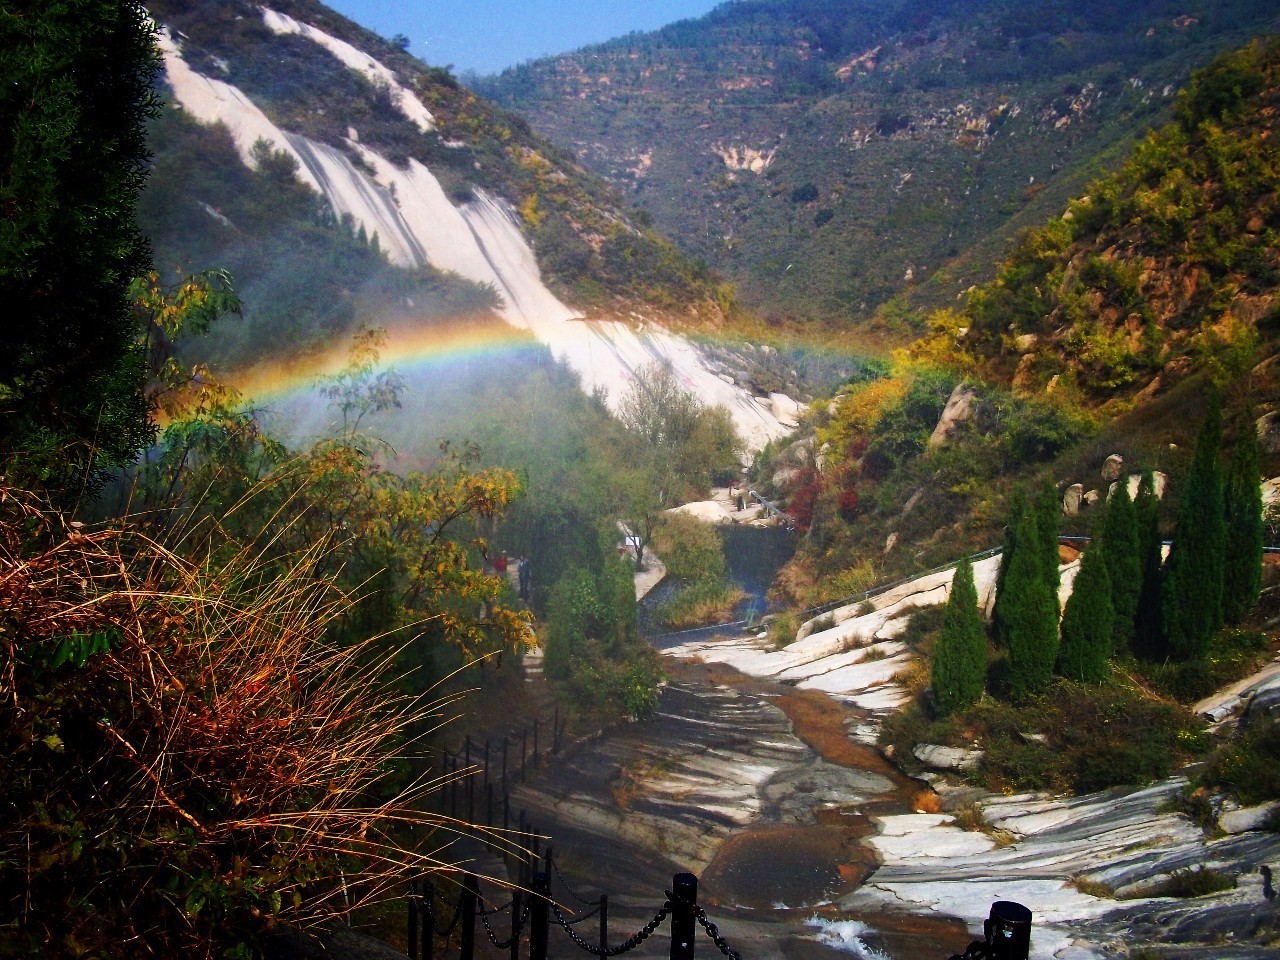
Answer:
881;680;1208;795
1200;717;1280;806
0;486;470;958
657;580;748;630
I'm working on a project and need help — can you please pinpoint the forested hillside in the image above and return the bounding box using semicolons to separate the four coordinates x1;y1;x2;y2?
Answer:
477;0;1280;330
758;38;1280;605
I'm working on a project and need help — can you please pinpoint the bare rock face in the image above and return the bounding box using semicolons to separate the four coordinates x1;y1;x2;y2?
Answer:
884;531;899;554
1014;333;1040;353
912;743;984;773
927;383;977;449
1083;489;1102;507
1219;801;1280;834
1011;353;1037;394
1063;483;1085;516
1102;454;1125;481
1258;411;1280;455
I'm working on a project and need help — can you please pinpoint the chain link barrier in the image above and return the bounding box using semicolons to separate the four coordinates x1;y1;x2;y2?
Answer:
549;899;671;956
549;855;604;907
479;897;530;950
425;887;465;938
693;906;743;960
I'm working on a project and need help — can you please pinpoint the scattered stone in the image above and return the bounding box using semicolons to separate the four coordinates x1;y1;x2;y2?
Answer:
769;393;802;427
1219;801;1280;834
884;531;899;555
1083;489;1102;507
1014;333;1040;352
927;383;977;449
1063;483;1084;516
1259;412;1280;456
1102;454;1124;481
902;488;925;515
913;743;985;773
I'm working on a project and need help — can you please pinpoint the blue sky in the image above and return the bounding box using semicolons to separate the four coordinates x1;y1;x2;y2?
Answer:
325;0;724;76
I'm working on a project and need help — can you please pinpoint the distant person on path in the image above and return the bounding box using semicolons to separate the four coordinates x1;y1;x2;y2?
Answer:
494;552;508;575
518;555;531;602
737;489;746;512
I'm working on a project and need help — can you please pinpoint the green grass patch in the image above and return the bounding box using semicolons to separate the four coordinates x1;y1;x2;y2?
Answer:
1199;717;1280;806
1121;866;1237;900
656;580;748;630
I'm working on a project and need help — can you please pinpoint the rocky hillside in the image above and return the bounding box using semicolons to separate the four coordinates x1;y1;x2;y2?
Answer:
476;0;1280;329
751;39;1280;602
141;0;798;450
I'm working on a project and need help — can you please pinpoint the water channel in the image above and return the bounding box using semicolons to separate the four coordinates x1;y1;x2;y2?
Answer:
507;527;974;960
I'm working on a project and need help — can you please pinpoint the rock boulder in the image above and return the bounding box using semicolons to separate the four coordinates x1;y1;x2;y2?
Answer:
927;383;977;449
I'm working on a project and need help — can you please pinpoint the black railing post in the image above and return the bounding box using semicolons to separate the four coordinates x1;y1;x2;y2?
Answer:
670;873;697;960
521;729;528;781
533;718;540;765
502;737;508;786
553;706;560;753
529;871;550;960
599;894;608;955
450;755;458;819
985;901;1032;960
510;888;523;960
407;882;418;960
484;739;490;791
461;874;479;960
423;881;435;960
486;781;494;829
467;771;475;830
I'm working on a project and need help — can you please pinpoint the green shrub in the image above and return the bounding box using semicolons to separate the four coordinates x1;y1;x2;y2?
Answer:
1124;866;1237;900
1200;717;1280;805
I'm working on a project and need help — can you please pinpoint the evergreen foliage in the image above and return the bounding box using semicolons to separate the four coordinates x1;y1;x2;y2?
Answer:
1134;470;1166;658
1163;397;1227;659
1035;478;1062;612
1223;409;1264;624
993;486;1028;647
0;0;160;493
932;557;987;716
1001;508;1061;699
1101;479;1142;651
1058;524;1114;683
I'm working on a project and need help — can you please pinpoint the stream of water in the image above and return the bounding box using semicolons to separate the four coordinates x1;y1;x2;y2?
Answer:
508;528;973;960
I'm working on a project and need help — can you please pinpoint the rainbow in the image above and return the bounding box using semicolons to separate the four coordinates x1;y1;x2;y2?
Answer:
223;317;545;406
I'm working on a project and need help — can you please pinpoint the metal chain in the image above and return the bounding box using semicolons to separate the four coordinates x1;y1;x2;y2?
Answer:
550;899;671;956
425;888;464;937
563;902;602;925
480;898;530;949
694;906;743;960
477;896;515;916
550;854;604;906
946;941;993;960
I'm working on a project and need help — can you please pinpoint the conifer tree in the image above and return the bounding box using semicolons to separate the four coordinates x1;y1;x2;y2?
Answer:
1035;478;1062;612
1134;471;1165;658
1163;397;1226;659
1003;509;1060;699
993;485;1027;646
1101;479;1141;651
1;1;161;493
1058;521;1114;683
1223;409;1264;624
932;557;986;716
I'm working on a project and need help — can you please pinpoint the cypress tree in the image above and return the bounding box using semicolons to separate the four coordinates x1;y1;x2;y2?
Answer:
0;1;161;493
1035;478;1062;612
1133;471;1165;658
1003;509;1060;699
932;557;986;716
1058;521;1114;683
1223;410;1264;624
1163;397;1227;660
1101;479;1142;651
993;485;1027;647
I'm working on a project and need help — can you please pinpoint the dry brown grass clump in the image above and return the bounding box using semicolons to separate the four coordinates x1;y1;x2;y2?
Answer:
0;484;502;958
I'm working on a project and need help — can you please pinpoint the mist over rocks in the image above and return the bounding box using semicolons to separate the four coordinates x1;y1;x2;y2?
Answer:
155;21;795;453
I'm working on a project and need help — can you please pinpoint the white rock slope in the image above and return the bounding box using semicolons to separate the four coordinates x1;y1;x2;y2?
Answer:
157;26;790;452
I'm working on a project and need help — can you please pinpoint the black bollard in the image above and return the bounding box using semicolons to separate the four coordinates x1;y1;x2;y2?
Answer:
984;900;1032;960
529;871;551;960
461;874;478;960
670;873;697;960
510;889;523;960
422;882;434;960
407;884;418;960
599;894;609;955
